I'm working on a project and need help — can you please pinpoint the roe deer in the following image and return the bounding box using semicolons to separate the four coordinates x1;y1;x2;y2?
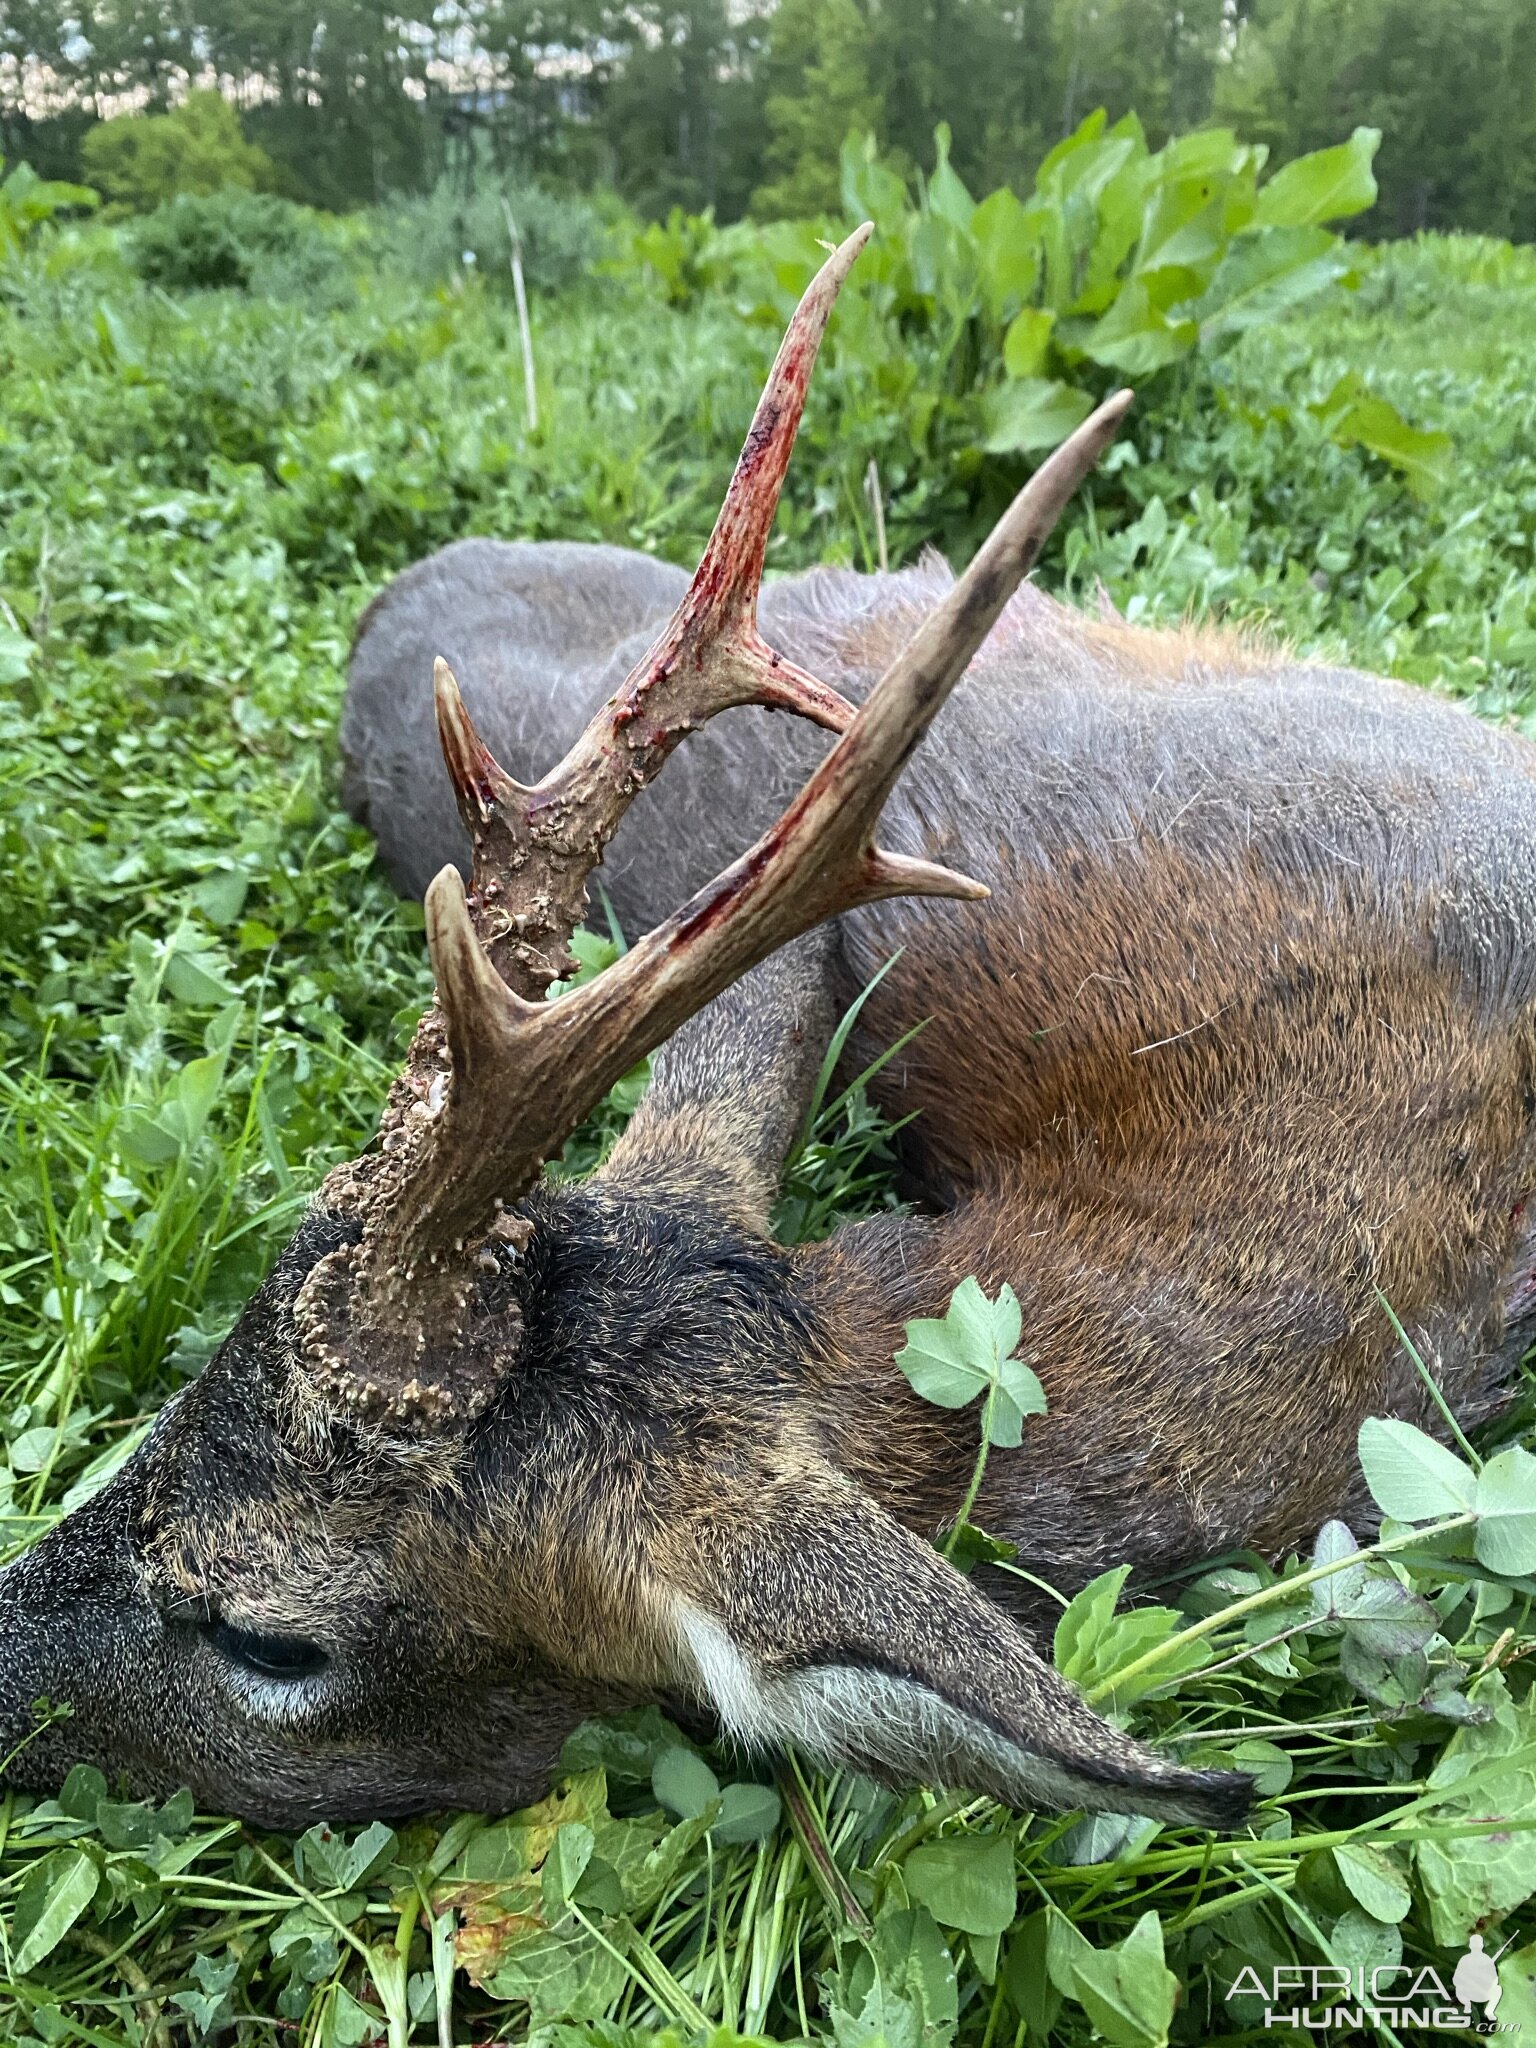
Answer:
3;226;1531;1833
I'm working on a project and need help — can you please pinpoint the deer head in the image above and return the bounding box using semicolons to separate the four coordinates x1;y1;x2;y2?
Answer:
0;230;1250;1833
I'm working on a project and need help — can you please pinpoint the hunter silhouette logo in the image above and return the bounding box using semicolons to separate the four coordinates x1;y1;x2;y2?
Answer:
1227;1935;1519;2032
1456;1937;1511;2023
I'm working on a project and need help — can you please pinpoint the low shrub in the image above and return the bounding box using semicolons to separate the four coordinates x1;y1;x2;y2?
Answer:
372;173;616;293
127;188;347;299
81;89;275;213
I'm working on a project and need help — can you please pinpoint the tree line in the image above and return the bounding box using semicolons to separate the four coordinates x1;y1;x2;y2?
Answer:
2;0;1533;240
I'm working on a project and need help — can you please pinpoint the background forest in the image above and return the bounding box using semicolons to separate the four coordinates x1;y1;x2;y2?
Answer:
4;0;1536;239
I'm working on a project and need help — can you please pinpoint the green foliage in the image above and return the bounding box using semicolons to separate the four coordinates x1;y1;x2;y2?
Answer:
895;1276;1046;1449
648;119;1406;514
375;172;615;295
1357;1414;1536;1574
128;188;346;297
80;88;275;214
0;206;1534;2043
752;0;879;219
0;159;96;265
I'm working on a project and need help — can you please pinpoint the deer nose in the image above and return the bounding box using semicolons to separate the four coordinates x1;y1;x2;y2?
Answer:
0;1483;148;1794
0;1542;72;1786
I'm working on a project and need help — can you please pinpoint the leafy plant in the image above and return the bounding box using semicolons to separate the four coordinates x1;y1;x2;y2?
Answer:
637;118;1436;537
128;188;347;297
81;88;275;213
0;159;96;264
375;172;615;295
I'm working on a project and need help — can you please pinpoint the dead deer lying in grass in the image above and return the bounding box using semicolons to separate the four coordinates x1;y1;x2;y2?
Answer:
5;229;1533;1834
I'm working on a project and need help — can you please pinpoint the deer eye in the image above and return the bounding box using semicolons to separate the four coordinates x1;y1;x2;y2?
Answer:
204;1621;330;1681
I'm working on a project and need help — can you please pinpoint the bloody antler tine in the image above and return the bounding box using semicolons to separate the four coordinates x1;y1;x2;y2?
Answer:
434;657;522;831
688;222;874;633
425;232;872;1003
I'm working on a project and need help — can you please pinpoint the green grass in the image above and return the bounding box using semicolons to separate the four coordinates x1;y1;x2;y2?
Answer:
0;222;1534;2045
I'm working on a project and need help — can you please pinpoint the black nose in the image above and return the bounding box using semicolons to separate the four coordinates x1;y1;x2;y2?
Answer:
0;1478;149;1794
0;1549;65;1787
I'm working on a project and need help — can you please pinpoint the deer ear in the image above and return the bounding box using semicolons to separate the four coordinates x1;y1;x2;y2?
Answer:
600;932;839;1229
656;1469;1251;1830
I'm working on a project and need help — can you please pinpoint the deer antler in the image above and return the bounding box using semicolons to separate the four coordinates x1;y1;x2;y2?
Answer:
296;227;1132;1425
434;226;869;1000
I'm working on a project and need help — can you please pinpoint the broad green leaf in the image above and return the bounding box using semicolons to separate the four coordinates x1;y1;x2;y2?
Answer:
1055;1565;1132;1679
1067;1911;1178;2048
59;1764;108;1822
560;1707;692;1784
599;1808;710;1915
1474;1445;1536;1574
297;1818;397;1893
971;187;1038;318
1033;109;1110;188
903;1834;1017;1936
480;1920;628;2020
1499;1941;1536;2035
93;298;144;372
1401;1673;1536;1943
326;1985;379;2046
172;1949;239;2034
192;867;250;926
895;1278;1038;1420
1136;175;1229;277
1255;127;1380;228
892;1278;1045;1447
1003;1912;1062;2036
1003;307;1055;378
447;1769;608;1883
1230;1740;1293;1796
12;1847;100;1974
1327;1907;1401;1986
1051;1811;1161;1867
926;124;975;233
1333;1841;1411;1923
1056;1566;1213;1707
541;1820;595;1912
711;1782;781;1845
1196;224;1351;337
1308;1524;1439;1658
0;625;34;684
7;1425;59;1473
945;1521;1018;1574
1080;280;1196;375
651;1745;720;1819
829;1904;959;2048
118;1108;184;1166
980;378;1094;455
1315;375;1453;499
840;131;909;236
1043;1903;1097;1995
1158;127;1248;180
571;1851;624;1917
174;1051;228;1141
164;946;237;1006
1357;1416;1476;1522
